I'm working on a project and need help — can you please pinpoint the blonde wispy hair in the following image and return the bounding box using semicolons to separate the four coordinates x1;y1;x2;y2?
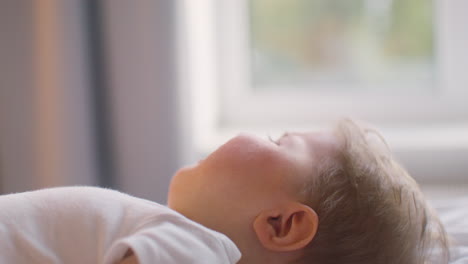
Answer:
299;119;449;264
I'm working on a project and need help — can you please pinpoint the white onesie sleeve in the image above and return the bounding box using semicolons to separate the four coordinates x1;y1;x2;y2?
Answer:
103;214;241;264
0;187;241;264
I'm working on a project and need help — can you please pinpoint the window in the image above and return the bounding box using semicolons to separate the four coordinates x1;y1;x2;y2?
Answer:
178;0;468;170
250;0;434;93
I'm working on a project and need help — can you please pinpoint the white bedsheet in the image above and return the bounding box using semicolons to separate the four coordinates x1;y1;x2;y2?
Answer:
432;197;468;263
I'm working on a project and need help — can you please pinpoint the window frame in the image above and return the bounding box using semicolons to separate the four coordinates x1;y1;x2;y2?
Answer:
217;0;468;127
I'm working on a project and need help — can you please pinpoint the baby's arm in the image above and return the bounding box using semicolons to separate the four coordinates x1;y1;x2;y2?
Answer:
119;253;138;264
106;215;240;264
118;250;138;264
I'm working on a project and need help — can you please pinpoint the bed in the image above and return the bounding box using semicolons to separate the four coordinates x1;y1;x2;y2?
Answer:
425;185;468;263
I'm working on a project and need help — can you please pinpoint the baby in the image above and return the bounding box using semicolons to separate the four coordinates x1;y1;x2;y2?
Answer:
0;119;449;264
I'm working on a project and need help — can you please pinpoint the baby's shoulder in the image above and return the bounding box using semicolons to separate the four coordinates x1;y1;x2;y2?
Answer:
0;186;167;220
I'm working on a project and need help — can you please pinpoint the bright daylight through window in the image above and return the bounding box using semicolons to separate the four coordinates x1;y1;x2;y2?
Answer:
250;0;434;92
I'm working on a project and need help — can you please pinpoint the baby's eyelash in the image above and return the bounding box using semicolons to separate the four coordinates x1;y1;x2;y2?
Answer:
268;135;279;145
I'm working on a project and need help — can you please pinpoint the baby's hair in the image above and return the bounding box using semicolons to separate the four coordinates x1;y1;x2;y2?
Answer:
298;119;449;264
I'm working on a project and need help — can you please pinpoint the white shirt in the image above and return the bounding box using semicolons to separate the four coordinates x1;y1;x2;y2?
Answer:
0;186;241;264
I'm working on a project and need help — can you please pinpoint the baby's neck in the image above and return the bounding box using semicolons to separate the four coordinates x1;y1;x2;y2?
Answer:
236;248;298;264
224;228;298;264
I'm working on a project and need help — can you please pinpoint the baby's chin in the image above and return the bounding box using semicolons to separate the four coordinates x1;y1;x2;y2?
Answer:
175;163;197;174
177;159;205;173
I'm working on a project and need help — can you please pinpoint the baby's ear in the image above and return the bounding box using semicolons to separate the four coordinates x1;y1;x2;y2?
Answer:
253;203;318;252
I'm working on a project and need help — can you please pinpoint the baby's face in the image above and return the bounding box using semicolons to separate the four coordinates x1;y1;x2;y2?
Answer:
167;131;339;231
